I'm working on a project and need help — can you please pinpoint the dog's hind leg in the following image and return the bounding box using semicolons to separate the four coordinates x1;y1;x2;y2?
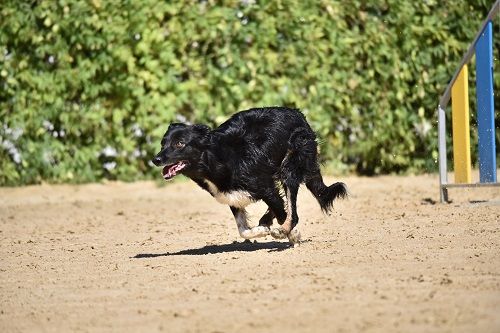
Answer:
270;127;315;244
270;184;301;244
270;169;302;244
230;207;271;239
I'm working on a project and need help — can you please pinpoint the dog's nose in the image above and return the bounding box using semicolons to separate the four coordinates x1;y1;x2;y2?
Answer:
152;156;162;166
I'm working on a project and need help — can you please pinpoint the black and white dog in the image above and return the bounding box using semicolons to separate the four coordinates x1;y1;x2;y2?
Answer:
152;107;347;244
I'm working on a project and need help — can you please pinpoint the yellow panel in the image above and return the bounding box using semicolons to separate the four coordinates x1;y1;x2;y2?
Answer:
451;65;472;184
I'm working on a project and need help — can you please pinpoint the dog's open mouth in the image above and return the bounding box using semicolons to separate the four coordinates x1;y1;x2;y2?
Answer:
162;161;187;180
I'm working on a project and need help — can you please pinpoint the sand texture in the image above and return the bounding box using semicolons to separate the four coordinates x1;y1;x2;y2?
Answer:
1;174;499;332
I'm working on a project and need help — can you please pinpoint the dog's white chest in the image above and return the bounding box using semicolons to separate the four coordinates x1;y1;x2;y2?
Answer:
204;180;254;208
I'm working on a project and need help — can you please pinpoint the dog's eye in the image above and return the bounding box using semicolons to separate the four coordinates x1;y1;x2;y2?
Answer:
174;141;185;149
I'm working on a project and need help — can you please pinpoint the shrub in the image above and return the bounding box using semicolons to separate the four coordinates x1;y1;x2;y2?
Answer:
0;0;497;185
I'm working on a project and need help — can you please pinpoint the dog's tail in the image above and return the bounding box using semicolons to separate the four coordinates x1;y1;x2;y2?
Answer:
306;177;347;213
285;127;347;213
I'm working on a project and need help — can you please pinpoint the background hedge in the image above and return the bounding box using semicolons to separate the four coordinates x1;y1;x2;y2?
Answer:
1;0;498;185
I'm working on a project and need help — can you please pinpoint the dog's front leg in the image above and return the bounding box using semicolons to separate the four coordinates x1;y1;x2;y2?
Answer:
230;207;270;239
258;208;275;227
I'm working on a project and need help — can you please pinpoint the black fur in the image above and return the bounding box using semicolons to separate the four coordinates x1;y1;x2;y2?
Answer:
152;107;347;235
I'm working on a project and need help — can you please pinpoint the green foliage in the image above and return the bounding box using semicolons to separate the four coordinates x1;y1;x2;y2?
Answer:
0;0;498;185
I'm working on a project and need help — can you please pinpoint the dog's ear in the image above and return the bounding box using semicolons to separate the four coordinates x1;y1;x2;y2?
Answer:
192;124;210;135
191;124;212;147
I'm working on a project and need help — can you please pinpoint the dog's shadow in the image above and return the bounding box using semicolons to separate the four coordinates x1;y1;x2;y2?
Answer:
132;241;291;258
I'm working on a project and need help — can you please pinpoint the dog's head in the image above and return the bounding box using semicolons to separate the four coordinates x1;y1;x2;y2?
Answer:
152;123;211;180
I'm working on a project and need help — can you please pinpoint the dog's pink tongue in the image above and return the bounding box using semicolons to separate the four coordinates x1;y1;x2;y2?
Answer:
162;165;171;179
162;162;186;180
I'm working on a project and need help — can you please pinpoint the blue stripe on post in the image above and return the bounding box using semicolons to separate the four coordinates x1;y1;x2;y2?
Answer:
475;21;497;183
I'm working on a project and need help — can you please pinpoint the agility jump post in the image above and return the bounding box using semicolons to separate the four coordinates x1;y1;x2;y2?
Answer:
437;0;500;203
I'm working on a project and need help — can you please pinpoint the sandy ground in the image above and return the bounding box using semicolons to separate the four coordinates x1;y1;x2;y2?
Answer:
0;174;499;333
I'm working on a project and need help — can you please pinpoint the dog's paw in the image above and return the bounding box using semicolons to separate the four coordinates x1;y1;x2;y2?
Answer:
270;227;288;239
239;226;271;239
258;226;271;236
288;229;301;246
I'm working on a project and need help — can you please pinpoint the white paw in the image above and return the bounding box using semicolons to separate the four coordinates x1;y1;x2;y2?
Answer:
239;226;271;239
270;227;288;239
288;229;301;245
256;226;271;236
